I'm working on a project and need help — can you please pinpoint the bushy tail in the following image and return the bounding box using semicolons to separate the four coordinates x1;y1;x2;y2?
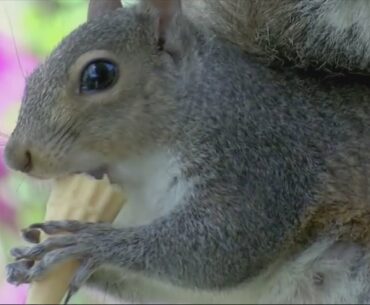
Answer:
185;0;370;73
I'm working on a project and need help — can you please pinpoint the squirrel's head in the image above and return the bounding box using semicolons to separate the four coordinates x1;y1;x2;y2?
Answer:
5;0;195;179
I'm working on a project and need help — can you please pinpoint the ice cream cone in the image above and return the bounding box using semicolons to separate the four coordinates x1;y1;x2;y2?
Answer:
26;174;125;304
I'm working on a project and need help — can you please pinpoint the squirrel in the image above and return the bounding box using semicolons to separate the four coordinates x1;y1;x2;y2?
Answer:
4;0;370;303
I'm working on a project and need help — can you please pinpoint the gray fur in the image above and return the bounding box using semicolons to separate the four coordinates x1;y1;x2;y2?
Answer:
5;1;370;303
186;0;370;73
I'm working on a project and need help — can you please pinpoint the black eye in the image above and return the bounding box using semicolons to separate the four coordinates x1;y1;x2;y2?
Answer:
80;60;118;94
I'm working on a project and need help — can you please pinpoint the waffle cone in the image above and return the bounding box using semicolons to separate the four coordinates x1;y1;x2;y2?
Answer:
26;174;125;304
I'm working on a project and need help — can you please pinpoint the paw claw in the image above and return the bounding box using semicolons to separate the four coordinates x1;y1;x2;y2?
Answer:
6;260;33;285
11;245;45;260
9;221;108;288
21;228;41;243
28;246;87;280
66;258;97;300
63;289;74;305
10;247;25;258
29;220;86;235
28;222;44;230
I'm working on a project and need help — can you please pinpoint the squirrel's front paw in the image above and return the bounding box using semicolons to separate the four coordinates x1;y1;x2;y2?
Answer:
8;221;113;296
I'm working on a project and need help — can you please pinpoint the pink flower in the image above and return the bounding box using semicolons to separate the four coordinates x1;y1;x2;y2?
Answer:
0;149;16;231
0;34;37;111
0;197;16;231
0;33;38;144
0;30;37;305
0;283;28;304
0;34;38;176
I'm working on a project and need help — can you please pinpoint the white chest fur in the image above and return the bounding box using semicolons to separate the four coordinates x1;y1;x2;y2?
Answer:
108;149;190;228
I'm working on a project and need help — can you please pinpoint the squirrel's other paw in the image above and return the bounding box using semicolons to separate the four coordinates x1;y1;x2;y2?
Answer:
8;221;113;291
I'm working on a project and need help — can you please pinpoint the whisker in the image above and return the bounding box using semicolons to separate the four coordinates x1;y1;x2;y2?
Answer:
48;118;77;147
46;120;81;161
47;118;74;144
15;176;26;195
0;131;9;139
58;132;80;156
55;124;81;155
32;179;52;199
0;132;9;149
2;3;26;79
57;122;79;148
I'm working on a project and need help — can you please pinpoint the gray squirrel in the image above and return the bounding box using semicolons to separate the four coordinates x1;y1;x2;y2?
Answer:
5;0;370;303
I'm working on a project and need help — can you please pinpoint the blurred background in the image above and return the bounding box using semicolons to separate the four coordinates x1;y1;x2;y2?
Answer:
0;0;116;303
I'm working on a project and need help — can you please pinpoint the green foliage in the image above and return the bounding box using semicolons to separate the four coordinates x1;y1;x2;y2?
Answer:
21;0;87;57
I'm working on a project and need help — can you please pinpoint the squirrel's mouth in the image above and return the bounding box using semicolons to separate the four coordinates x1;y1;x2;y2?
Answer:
75;166;109;180
86;167;107;180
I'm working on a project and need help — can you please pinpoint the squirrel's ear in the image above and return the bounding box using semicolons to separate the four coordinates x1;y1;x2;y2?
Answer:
143;0;182;51
88;0;123;21
150;0;181;35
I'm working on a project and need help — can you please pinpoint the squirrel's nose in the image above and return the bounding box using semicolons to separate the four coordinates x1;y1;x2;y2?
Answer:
4;140;33;173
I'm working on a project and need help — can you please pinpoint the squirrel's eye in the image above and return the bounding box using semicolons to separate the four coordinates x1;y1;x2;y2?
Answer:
80;60;118;94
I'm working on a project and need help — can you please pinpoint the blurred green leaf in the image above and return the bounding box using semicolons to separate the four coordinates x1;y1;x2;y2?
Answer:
20;0;87;56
